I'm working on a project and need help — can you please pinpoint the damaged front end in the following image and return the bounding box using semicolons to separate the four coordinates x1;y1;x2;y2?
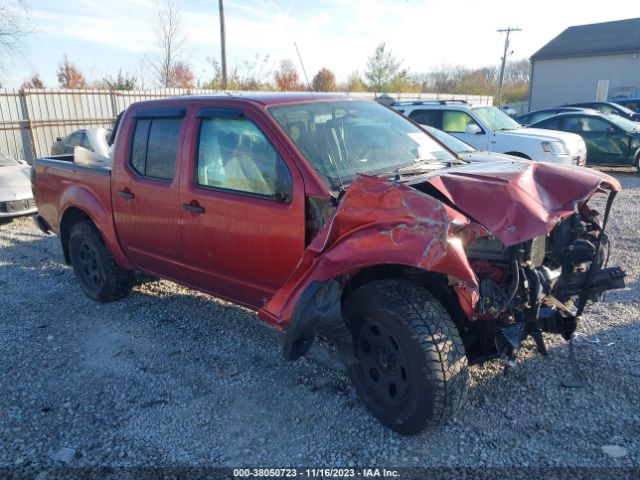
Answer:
416;161;626;365
262;160;625;368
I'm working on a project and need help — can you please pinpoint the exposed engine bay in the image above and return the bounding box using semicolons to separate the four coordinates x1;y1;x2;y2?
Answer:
463;196;625;365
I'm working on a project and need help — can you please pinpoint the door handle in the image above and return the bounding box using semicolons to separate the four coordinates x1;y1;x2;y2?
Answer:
181;203;205;214
118;190;135;200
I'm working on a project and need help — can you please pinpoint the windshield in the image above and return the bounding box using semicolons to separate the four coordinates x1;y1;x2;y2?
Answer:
611;103;636;115
268;100;459;190
423;126;476;153
472;106;521;131
606;114;639;132
0;152;20;167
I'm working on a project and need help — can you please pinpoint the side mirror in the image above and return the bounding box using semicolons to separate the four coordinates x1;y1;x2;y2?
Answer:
465;124;482;135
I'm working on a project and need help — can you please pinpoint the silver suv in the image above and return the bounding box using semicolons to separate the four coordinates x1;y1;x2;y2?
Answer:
393;100;587;165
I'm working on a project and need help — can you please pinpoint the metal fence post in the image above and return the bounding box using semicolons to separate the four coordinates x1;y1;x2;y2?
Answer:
18;89;35;163
109;89;118;118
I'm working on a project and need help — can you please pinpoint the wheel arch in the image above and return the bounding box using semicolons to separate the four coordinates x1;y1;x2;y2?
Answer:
342;264;470;328
503;151;531;159
280;262;472;362
59;207;92;263
58;195;133;270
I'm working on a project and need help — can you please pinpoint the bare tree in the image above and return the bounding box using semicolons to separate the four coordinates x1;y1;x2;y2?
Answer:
152;0;187;87
0;0;31;70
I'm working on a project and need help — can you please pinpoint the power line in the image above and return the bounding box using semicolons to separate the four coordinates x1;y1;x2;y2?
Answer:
496;27;521;107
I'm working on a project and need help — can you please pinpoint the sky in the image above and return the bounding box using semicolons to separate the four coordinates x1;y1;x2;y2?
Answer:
2;0;640;88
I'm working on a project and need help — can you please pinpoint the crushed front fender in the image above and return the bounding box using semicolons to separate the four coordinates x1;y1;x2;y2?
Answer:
259;175;479;327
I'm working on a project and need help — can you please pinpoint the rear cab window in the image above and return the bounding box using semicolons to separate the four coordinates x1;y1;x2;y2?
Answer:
129;110;184;181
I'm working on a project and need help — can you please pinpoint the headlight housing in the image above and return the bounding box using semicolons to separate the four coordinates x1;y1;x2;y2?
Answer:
542;141;570;155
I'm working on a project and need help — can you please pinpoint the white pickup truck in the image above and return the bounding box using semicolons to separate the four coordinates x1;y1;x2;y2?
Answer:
393;101;587;165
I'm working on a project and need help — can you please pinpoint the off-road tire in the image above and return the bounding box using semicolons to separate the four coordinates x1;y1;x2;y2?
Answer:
343;279;469;434
68;221;134;302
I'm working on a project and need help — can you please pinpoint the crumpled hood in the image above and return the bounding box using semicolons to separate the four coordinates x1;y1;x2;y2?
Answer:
418;159;620;246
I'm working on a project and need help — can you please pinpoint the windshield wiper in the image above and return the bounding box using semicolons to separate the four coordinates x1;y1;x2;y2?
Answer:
391;161;452;177
394;159;442;172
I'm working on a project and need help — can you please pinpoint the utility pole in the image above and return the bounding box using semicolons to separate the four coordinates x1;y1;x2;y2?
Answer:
219;0;227;89
497;27;521;107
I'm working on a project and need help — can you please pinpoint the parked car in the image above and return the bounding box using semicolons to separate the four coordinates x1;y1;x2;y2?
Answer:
499;105;517;117
32;94;625;434
51;127;112;158
566;101;640;122
0;152;37;222
515;107;596;126
392;100;587;165
610;97;640;113
528;112;640;170
421;125;517;162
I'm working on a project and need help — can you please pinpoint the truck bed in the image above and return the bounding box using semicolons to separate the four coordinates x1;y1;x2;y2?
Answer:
32;156;112;235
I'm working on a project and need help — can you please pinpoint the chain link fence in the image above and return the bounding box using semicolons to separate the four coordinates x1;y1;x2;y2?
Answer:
0;88;493;162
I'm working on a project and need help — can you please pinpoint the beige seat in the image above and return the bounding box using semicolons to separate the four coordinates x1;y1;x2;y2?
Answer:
223;151;272;195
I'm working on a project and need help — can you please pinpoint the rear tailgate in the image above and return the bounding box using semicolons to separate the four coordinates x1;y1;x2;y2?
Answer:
32;157;112;234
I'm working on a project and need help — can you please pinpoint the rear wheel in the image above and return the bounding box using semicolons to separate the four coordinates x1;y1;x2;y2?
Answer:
343;279;469;434
68;221;134;302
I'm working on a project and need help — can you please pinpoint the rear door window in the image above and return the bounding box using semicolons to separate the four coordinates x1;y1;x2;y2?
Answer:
536;117;562;130
129;118;182;181
408;109;441;128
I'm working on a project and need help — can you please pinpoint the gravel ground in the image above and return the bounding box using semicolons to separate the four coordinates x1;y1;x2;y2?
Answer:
1;171;639;477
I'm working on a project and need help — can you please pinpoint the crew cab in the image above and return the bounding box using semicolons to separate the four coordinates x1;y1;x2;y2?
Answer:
32;94;625;434
393;100;588;165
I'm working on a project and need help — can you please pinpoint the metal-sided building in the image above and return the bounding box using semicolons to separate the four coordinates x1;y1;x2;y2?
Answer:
528;17;640;110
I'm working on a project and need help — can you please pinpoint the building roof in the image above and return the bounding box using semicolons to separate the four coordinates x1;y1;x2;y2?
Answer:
531;17;640;61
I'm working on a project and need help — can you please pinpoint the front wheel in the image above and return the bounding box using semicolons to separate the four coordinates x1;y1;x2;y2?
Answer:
343;280;469;434
68;221;134;302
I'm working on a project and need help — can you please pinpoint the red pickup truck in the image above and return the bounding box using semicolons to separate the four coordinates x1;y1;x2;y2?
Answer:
32;94;625;434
